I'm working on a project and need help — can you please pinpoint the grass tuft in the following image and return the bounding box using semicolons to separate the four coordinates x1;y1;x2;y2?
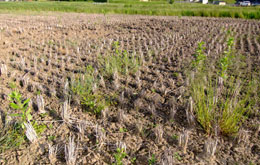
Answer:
187;37;257;136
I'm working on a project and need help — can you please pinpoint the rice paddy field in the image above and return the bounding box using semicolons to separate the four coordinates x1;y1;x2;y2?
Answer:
0;13;259;164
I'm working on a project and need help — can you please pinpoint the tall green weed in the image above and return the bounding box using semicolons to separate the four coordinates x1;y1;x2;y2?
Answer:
188;38;257;136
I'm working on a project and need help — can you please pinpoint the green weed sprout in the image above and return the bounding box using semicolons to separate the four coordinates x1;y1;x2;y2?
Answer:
0;92;45;152
192;41;206;71
70;65;107;115
71;65;95;96
98;41;140;79
81;94;106;115
9;91;32;129
112;41;120;54
149;154;157;165
0;123;25;153
219;37;234;79
0;91;46;153
113;148;127;165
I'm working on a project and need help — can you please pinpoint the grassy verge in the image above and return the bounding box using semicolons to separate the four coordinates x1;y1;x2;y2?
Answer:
0;1;259;19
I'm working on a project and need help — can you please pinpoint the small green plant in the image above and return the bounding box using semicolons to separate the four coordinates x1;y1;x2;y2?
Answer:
172;134;178;140
48;123;54;129
70;65;96;96
32;121;46;135
119;127;128;133
113;148;127;165
39;112;48;118
113;41;120;54
48;135;56;141
98;41;140;79
0;92;46;153
257;35;260;44
148;154;156;165
8;82;16;89
70;65;107;115
249;161;255;165
81;93;107;115
131;157;136;164
172;72;179;78
219;37;234;79
0;123;25;153
174;152;182;161
36;90;41;96
192;41;206;71
9;91;32;129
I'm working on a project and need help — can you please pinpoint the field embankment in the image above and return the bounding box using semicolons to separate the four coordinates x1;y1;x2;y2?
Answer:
0;1;259;19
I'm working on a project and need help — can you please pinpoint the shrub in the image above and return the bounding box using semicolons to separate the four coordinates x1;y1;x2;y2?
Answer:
168;0;174;4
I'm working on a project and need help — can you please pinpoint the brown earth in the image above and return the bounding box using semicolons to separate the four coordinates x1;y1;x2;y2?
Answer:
0;13;259;164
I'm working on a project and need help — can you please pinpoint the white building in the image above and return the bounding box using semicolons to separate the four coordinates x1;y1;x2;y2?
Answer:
202;0;208;4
